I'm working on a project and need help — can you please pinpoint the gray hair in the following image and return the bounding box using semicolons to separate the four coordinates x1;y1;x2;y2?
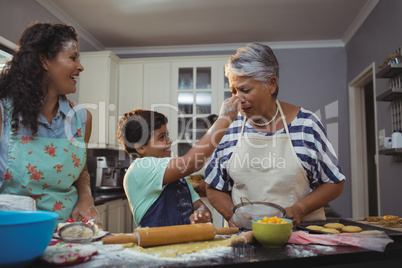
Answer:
225;43;279;97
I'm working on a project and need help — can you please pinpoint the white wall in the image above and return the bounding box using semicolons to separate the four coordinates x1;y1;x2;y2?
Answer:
346;0;402;216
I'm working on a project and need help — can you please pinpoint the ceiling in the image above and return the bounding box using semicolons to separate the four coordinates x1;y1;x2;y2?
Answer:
36;0;378;55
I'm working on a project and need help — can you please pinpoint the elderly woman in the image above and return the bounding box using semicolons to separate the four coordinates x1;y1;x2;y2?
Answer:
205;43;345;227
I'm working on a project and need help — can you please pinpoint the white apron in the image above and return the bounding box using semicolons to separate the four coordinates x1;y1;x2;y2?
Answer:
227;100;325;221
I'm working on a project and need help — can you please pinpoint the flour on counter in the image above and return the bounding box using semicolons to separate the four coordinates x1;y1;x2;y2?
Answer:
69;241;232;268
285;244;336;258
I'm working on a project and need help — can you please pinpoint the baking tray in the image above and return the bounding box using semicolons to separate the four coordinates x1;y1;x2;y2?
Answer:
297;218;402;238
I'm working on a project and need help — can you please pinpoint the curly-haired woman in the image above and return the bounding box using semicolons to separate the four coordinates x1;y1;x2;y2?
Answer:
0;22;99;225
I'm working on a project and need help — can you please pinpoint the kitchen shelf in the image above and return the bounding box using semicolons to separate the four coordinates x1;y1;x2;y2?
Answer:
376;88;402;101
376;63;402;78
379;148;402;162
379;148;402;155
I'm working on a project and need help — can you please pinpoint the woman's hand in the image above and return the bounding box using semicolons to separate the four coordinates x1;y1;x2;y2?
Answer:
71;196;103;229
284;181;345;227
227;216;243;229
190;210;212;224
284;204;305;227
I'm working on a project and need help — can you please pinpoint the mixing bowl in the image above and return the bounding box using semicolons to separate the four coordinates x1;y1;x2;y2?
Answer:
233;201;286;230
252;217;293;248
0;210;58;266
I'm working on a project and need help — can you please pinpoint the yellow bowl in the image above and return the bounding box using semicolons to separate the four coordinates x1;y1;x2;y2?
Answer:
252;217;293;248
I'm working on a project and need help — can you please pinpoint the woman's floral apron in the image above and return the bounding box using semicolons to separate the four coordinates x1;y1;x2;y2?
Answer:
0;100;86;224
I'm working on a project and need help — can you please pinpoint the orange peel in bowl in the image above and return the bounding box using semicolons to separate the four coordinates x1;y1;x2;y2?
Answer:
252;217;293;248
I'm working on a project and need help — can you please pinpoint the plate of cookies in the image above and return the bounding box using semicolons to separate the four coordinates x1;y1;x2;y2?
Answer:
358;215;402;229
298;219;402;237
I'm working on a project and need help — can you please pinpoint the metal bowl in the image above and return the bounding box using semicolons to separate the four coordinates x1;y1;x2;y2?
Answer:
233;201;286;230
58;222;95;244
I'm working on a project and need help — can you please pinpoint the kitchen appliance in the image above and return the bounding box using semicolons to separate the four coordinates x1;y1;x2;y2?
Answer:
95;156;128;191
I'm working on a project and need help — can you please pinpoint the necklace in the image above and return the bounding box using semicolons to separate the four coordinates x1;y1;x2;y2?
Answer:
249;105;279;126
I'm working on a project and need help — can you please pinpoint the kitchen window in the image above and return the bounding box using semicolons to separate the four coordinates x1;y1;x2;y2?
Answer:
171;60;232;157
0;45;14;71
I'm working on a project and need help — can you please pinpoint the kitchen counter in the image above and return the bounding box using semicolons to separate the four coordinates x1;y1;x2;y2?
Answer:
31;231;402;268
93;189;126;205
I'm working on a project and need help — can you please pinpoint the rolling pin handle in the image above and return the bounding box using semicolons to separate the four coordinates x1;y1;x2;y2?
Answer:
228;231;255;245
215;227;239;235
102;234;137;244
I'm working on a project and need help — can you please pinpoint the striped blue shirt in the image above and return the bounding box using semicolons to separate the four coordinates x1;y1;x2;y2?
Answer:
204;108;345;192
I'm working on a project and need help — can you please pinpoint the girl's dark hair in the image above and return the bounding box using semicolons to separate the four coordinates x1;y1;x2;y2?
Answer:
203;114;218;129
0;22;78;134
117;109;168;157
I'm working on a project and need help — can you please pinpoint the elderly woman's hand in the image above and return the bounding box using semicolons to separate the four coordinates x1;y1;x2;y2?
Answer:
227;216;243;229
219;96;240;122
284;204;305;227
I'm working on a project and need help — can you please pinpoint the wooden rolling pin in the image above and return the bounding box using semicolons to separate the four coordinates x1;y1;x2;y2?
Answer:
102;223;239;247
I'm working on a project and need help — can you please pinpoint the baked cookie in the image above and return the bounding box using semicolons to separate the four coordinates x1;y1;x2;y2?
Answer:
363;216;381;222
383;215;400;221
323;223;344;230
306;225;324;231
379;219;399;227
341;225;363;233
320;228;340;234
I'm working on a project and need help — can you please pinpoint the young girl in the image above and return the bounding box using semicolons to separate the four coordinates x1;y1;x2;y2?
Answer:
117;97;239;227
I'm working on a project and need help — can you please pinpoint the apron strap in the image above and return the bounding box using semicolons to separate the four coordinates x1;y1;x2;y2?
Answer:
276;99;291;137
67;100;84;137
238;117;248;146
277;100;308;179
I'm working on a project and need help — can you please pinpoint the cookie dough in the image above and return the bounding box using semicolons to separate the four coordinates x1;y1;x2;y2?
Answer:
341;225;363;233
306;225;324;231
323;223;344;230
363;216;381;222
320;228;340;234
124;237;232;258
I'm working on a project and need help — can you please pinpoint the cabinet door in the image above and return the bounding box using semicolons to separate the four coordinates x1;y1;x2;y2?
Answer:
124;199;136;232
107;199;126;233
78;51;119;148
170;61;222;157
217;61;232;105
143;62;171;119
95;203;108;231
108;57;120;147
119;63;144;117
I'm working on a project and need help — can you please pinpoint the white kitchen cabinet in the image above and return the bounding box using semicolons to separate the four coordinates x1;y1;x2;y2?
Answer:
118;62;144;116
106;199;127;233
95;203;108;230
77;53;231;153
78;51;120;148
170;58;229;157
143;62;171;119
125;200;136;232
95;198;134;233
